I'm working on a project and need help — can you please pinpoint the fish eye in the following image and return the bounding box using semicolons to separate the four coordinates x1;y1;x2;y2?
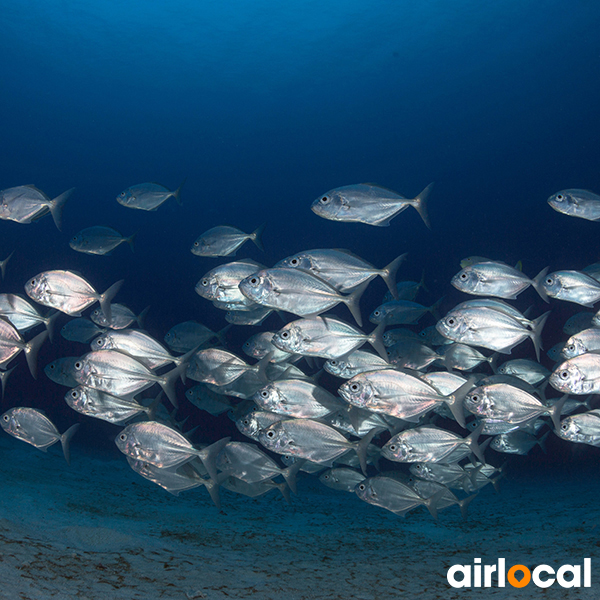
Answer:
2;415;8;421
281;331;289;339
74;361;82;370
329;360;337;366
446;317;456;326
266;430;275;438
546;278;554;285
119;433;127;441
29;279;36;286
201;279;209;286
373;310;380;317
48;364;55;370
460;273;468;279
470;394;480;403
350;383;360;392
389;444;397;452
567;344;575;352
70;390;79;398
561;422;568;430
242;419;249;425
415;465;422;471
358;483;365;490
320;196;330;204
95;338;103;346
559;370;569;380
260;390;269;398
120;192;126;197
194;242;199;247
323;474;330;480
249;277;258;285
556;194;564;200
290;258;299;266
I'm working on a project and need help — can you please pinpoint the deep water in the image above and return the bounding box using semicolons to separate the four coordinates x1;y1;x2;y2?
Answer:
1;0;600;598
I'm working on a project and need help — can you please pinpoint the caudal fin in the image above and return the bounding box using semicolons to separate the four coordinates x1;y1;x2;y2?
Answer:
98;279;124;323
343;280;370;328
24;330;49;379
50;188;75;232
172;178;186;206
380;253;408;299
411;182;434;230
251;223;266;252
0;250;15;280
60;423;80;465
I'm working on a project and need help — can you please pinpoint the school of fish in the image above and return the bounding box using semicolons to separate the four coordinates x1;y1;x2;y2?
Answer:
1;181;600;520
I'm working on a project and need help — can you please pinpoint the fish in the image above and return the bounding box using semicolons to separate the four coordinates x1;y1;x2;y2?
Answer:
436;305;550;361
548;189;600;221
563;311;595;335
464;383;564;430
186;348;270;387
385;339;442;370
242;331;296;363
311;182;433;228
252;379;344;419
164;320;225;353
549;353;600;395
65;385;159;424
0;407;79;464
61;318;106;343
319;467;366;493
381;424;487;464
324;350;392;379
25;270;123;321
496;359;550;385
44;356;81;387
72;350;186;408
191;224;265;257
115;421;228;481
116;181;184;211
239;268;368;327
0;318;48;379
451;261;548;301
0;293;60;340
0;185;74;230
90;304;149;330
235;410;287;442
561;328;600;359
258;418;381;475
271;316;386;359
437;343;495;372
490;430;549;455
69;226;136;255
275;249;407;298
369;298;442;326
542;270;600;306
556;409;600;446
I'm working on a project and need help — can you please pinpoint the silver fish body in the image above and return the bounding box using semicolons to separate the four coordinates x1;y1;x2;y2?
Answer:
549;353;600;394
117;181;183;211
548;189;600;221
191;224;264;257
557;409;600;446
70;226;135;255
542;270;600;307
562;328;600;359
0;185;73;230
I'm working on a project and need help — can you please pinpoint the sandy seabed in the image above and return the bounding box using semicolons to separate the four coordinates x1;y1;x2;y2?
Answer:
0;432;598;600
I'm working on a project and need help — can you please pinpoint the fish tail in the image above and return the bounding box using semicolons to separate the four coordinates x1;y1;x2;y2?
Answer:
255;351;274;383
49;187;75;231
98;279;124;323
44;310;60;343
531;266;550;303
355;426;384;476
344;280;370;328
146;391;164;421
428;295;445;321
251;223;266;252
537;430;551;454
423;488;446;520
196;437;230;484
173;178;186;206
0;365;16;400
412;182;434;230
380;252;408;299
549;393;568;431
159;362;187;408
126;232;137;253
201;475;223;510
281;459;305;495
60;423;80;465
136;305;151;329
368;321;388;360
24;330;49;379
0;250;15;280
466;423;487;464
458;493;478;520
445;376;477;428
530;310;551;362
215;323;233;345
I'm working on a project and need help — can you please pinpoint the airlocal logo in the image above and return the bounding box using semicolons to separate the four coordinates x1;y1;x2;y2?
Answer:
447;558;591;588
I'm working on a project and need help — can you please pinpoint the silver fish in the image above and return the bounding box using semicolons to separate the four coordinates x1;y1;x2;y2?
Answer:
164;320;223;353
242;331;296;363
381;424;486;464
563;311;595;335
490;430;548;455
73;350;185;408
0;293;59;340
562;328;600;359
0;250;14;280
61;318;106;344
235;409;286;442
25;270;123;321
271;316;386;359
191;224;265;257
451;261;548;301
319;467;366;492
324;350;392;379
69;226;135;255
0;185;74;230
44;356;81;387
1;407;79;463
187;348;269;387
311;182;433;228
496;359;550;385
548;189;600;221
542;270;600;307
369;299;441;326
557;409;600;446
0;318;48;378
275;249;406;297
549;353;600;395
239;268;367;326
90;304;148;330
117;181;184;211
436;305;549;361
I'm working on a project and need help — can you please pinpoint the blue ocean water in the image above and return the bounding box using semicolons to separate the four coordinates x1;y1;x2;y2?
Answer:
1;1;600;597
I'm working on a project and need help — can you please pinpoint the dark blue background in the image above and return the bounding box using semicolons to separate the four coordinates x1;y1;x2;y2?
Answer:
1;0;600;471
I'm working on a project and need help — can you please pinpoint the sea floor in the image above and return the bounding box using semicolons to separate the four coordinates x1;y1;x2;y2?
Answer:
0;433;598;600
